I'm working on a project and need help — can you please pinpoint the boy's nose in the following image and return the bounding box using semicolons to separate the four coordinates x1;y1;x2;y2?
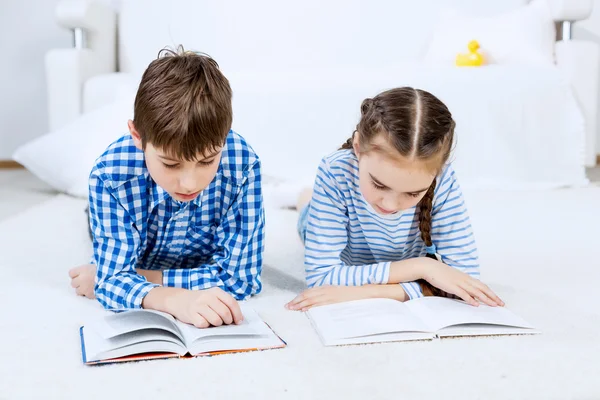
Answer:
179;174;197;193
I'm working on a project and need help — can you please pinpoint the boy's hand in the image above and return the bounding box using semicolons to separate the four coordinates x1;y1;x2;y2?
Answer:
422;260;504;307
285;285;375;311
68;264;96;299
144;287;244;329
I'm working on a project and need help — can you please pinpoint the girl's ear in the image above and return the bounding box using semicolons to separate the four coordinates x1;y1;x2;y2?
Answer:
352;132;361;160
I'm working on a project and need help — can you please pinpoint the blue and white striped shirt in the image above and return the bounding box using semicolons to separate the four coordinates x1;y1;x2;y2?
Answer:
304;149;479;299
89;131;265;310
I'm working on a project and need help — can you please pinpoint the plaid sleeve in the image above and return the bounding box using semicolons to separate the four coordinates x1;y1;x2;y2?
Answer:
161;160;265;300
89;167;159;309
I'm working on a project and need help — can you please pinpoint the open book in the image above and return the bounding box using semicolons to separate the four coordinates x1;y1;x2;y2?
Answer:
306;297;539;346
81;304;286;365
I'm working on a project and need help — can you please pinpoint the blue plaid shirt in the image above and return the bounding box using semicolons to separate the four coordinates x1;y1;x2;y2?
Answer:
89;131;265;310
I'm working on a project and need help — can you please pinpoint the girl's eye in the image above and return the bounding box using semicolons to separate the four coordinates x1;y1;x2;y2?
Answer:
163;163;179;169
371;180;386;191
407;193;421;198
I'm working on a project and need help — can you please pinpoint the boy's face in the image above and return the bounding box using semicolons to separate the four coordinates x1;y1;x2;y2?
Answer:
128;120;222;202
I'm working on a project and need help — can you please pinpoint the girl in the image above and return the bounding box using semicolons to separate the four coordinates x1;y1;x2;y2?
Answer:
286;87;503;311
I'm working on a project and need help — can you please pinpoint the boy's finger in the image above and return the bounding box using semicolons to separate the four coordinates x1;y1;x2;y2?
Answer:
197;305;223;327
71;277;80;288
190;313;210;329
216;292;243;324
209;299;233;325
68;267;81;278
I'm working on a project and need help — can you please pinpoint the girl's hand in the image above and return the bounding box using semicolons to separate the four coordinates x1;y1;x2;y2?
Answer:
422;260;504;307
285;285;374;311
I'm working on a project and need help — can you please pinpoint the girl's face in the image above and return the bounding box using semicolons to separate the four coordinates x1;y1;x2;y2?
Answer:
354;134;437;215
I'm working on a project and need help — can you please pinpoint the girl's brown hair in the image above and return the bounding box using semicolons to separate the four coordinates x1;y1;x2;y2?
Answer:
340;87;455;251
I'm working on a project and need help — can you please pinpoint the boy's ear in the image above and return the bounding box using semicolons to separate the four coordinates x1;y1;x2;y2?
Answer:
128;120;143;151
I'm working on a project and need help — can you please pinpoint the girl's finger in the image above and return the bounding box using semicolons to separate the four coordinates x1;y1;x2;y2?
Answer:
473;281;504;306
300;296;339;312
286;287;325;308
465;284;497;307
288;294;324;311
454;286;479;307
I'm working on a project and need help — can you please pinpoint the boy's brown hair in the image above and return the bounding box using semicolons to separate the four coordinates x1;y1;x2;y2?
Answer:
133;46;233;161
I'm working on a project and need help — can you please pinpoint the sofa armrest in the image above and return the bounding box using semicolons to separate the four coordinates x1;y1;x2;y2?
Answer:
46;0;117;131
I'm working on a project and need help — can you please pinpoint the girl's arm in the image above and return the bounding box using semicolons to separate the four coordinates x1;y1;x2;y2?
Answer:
389;165;502;306
304;158;393;288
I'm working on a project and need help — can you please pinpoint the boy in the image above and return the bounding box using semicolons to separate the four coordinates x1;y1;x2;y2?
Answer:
68;48;265;329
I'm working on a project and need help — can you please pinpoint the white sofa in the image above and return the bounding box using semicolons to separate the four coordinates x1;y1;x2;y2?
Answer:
36;0;599;197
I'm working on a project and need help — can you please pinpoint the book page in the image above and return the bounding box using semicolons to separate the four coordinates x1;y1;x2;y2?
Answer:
188;333;285;356
82;326;187;362
85;310;183;342
307;298;431;342
436;324;539;337
405;297;535;332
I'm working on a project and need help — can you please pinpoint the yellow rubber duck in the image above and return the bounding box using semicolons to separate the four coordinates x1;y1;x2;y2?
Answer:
456;40;485;67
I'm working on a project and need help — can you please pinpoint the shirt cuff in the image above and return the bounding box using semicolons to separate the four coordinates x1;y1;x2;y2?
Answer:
125;281;160;309
373;261;391;284
400;281;423;300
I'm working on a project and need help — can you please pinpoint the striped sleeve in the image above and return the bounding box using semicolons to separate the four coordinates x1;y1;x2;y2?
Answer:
304;159;391;287
430;165;480;277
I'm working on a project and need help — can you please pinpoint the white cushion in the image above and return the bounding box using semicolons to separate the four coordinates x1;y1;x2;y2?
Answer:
423;0;556;66
13;98;134;198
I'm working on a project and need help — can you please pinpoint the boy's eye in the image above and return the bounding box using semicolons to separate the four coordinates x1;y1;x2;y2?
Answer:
163;163;179;169
371;180;386;190
198;159;215;166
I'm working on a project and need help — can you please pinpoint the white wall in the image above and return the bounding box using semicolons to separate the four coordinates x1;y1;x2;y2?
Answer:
0;0;71;160
574;0;600;156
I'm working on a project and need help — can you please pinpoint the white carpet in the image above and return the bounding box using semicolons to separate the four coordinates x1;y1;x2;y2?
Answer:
1;188;599;399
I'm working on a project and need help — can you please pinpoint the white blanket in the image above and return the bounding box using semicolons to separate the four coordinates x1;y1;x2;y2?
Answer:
232;64;588;190
1;188;599;399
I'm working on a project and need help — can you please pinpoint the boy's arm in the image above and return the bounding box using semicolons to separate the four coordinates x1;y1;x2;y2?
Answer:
161;160;265;300
89;168;159;309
